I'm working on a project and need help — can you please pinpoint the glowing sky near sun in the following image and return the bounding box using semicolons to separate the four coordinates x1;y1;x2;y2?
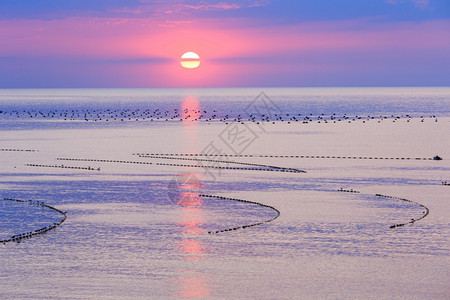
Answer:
0;0;449;87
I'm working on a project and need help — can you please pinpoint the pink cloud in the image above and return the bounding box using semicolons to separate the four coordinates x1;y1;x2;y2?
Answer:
0;17;448;60
1;15;448;87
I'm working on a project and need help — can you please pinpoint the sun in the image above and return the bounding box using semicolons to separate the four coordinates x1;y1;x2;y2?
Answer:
181;52;200;69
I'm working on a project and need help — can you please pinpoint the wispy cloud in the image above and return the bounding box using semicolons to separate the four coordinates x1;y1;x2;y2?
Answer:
128;0;269;15
184;3;241;10
105;0;271;28
385;0;430;9
182;0;269;10
411;0;430;9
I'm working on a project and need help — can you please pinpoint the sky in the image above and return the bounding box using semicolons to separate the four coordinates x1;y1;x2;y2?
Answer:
0;0;449;88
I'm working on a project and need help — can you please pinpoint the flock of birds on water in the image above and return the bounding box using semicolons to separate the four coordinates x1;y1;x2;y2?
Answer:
0;108;439;124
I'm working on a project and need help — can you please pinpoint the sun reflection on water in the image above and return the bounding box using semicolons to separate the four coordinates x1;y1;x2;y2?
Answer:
173;94;211;298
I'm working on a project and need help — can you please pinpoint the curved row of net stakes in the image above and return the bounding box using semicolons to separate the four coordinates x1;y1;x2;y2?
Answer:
24;153;444;174
26;163;101;171
134;154;304;173
134;153;442;161
1;148;38;152
202;189;431;234
337;189;430;229
374;194;430;228
199;194;281;234
54;157;306;173
11;151;434;241
337;188;360;193
0;198;67;244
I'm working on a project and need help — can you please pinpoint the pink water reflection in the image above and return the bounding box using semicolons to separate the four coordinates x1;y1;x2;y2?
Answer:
173;95;211;298
175;271;211;298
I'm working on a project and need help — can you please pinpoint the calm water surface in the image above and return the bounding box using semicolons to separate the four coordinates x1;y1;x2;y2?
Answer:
0;88;449;299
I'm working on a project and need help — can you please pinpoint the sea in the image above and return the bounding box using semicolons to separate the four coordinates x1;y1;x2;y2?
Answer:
0;87;449;299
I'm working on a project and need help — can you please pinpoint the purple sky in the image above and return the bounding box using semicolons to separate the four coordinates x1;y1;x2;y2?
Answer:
0;0;449;88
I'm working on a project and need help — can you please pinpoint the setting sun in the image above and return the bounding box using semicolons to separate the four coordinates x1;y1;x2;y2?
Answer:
181;52;200;69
